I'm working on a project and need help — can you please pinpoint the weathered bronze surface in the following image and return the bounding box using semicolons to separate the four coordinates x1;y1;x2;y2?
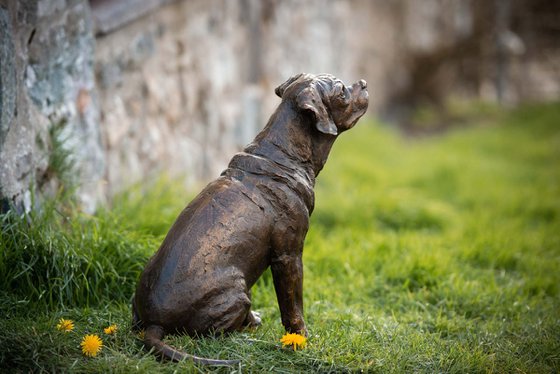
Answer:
132;73;369;365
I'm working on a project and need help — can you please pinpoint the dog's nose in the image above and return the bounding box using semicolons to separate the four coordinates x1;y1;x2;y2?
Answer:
359;79;367;89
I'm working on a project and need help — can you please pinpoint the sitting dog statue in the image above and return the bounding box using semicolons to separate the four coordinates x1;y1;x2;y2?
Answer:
133;73;369;365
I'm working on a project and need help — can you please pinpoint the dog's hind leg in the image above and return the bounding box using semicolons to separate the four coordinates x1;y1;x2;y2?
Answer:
240;290;262;329
207;291;253;333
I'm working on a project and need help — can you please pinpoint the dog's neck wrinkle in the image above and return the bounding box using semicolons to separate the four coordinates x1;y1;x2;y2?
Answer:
311;135;337;176
246;102;316;178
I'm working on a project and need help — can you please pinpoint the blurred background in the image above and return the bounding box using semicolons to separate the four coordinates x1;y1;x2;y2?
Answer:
1;0;559;212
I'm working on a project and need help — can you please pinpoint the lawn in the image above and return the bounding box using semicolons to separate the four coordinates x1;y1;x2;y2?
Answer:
1;103;559;372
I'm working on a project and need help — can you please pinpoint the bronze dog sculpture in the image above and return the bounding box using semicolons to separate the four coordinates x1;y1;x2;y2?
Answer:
132;73;369;365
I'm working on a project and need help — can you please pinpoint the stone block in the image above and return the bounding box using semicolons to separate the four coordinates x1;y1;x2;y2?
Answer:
0;7;16;146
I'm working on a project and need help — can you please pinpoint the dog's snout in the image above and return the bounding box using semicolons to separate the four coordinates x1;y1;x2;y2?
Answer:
358;79;367;89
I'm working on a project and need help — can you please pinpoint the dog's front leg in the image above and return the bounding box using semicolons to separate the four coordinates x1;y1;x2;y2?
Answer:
271;253;307;336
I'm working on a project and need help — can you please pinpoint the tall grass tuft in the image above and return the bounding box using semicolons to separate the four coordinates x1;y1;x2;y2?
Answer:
0;198;155;311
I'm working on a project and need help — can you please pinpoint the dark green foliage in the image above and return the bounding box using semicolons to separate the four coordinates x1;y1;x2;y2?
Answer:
0;200;155;310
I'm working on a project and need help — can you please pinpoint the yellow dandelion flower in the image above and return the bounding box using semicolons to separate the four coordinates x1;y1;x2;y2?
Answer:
80;334;103;357
280;332;307;351
56;318;74;332
103;324;117;335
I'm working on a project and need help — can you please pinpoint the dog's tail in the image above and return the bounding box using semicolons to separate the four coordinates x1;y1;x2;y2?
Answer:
144;325;240;366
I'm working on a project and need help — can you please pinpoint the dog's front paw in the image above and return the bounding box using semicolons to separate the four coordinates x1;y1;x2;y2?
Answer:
298;326;308;337
287;318;307;337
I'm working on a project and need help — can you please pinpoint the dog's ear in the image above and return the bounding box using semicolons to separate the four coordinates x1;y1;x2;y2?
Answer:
275;73;306;98
295;85;338;136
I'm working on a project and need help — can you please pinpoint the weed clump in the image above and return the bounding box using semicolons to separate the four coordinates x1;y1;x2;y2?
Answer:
0;200;154;311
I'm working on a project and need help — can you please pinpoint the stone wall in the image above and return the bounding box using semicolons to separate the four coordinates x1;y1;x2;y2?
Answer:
1;0;104;213
1;0;558;212
94;0;408;197
96;1;247;195
95;0;273;197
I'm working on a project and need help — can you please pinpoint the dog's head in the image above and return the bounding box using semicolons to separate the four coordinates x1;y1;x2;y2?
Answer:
275;73;369;136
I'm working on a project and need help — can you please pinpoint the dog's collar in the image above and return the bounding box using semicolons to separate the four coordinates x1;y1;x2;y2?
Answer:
223;152;315;213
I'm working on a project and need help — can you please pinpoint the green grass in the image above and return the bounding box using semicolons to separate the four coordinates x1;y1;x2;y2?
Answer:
1;102;559;372
0;201;156;312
